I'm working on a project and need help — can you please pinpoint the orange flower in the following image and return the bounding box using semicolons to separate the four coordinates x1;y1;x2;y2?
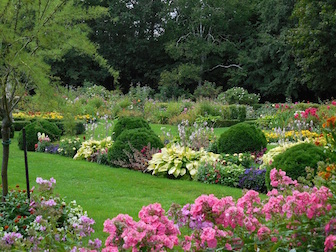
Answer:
323;116;336;128
326;166;332;172
4;225;9;230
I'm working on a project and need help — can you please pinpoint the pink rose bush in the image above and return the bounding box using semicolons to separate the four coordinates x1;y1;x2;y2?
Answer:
103;168;336;251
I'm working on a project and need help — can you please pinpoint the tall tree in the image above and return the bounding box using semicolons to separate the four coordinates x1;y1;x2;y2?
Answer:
239;0;303;102
88;0;171;92
0;0;108;199
161;0;254;93
289;0;336;100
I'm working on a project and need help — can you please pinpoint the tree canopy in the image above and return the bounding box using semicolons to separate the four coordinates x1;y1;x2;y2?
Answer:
0;0;111;198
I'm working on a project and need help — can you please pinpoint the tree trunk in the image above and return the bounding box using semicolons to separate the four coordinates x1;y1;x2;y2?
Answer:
1;117;11;201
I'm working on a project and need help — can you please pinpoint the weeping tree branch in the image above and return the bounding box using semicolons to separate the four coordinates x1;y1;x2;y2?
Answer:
206;64;242;72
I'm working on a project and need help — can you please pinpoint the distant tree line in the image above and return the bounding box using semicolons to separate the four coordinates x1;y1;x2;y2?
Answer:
49;0;336;102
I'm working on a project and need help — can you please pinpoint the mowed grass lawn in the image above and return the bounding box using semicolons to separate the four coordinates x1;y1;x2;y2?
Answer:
1;124;241;240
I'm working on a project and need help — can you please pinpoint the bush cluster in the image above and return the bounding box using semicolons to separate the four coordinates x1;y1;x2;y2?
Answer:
217;122;267;154
265;143;328;189
17;120;62;151
108;118;164;163
112;116;151;140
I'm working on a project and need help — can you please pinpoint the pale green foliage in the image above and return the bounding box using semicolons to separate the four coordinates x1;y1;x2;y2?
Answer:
0;0;109;197
147;144;220;179
0;0;110;118
73;137;113;160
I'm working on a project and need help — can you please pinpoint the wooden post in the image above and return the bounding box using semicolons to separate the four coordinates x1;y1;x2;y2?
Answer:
22;128;30;200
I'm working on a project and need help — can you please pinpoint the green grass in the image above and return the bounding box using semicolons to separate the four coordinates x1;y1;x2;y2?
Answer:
1;134;243;241
83;120;229;141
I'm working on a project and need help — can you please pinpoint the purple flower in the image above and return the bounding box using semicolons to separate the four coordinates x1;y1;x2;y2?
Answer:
2;232;23;245
41;199;56;207
35;215;43;223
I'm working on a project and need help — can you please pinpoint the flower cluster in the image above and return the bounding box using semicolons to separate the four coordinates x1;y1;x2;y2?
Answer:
103;168;336;251
103;203;180;251
0;178;100;251
58;137;82;158
35;132;52;152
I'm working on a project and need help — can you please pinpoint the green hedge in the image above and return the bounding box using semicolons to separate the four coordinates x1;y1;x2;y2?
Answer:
265;143;328;190
112;117;151;140
108;128;163;165
217;122;267;154
18;120;62;151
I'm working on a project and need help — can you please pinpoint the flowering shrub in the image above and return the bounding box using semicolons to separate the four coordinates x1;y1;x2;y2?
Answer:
103;203;180;251
99;166;336;251
294;107;319;125
35;132;51;152
147;144;220;179
264;128;321;144
58;137;82;158
74;137;113;161
196;161;245;187
112;143;161;172
177;119;216;151
13;111;64;120
323;116;336;154
105;168;335;251
0;178;100;251
238;168;267;193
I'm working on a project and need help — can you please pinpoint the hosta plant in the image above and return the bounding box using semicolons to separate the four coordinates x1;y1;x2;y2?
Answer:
73;137;113;161
147;144;220;179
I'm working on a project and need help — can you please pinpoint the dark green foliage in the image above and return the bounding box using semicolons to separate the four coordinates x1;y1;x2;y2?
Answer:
217;123;267;154
55;121;85;135
0;124;15;139
196;162;245;188
108;128;163;165
18;120;62;151
112;117;151;140
13;121;31;131
265;143;328;190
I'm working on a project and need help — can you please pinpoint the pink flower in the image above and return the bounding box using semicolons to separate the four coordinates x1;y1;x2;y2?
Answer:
201;227;217;248
332;101;336;106
257;226;271;241
324;235;336;252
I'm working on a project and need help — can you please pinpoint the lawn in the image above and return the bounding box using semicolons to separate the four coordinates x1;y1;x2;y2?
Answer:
2;130;242;240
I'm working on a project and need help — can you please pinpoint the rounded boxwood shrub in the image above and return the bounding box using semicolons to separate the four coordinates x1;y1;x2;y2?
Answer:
217;122;267;154
265;143;328;190
112;117;150;140
18;120;62;151
108;128;163;165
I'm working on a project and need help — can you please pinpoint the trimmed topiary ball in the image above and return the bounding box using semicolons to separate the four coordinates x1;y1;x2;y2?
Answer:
112;117;151;140
108;128;163;165
265;143;328;190
18;120;62;151
217;122;267;154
